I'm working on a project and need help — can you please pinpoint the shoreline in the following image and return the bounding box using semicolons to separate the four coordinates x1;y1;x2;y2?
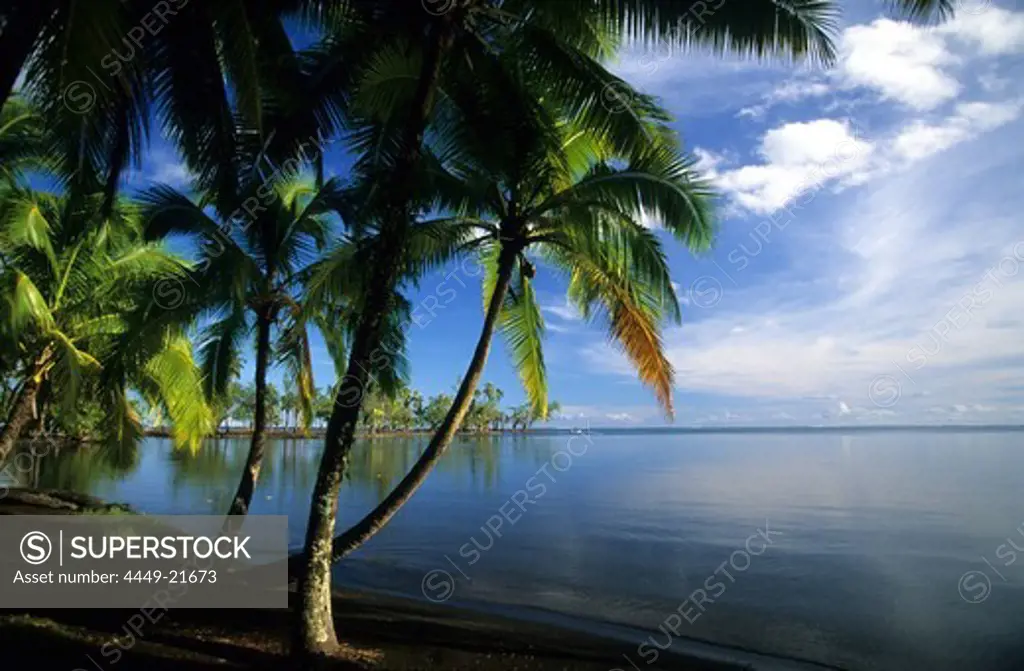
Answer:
0;489;757;670
0;588;749;671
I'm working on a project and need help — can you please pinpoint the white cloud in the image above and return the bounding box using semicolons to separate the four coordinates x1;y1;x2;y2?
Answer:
839;18;960;110
893;100;1022;161
547;405;660;425
714;119;874;213
834;10;1024;111
938;7;1024;55
760;119;866;166
738;80;832;119
693;147;726;176
710;100;1021;215
541;301;582;322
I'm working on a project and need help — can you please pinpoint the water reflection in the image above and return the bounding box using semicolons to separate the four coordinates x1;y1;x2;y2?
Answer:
7;430;1021;670
3;440;142;493
3;434;559;513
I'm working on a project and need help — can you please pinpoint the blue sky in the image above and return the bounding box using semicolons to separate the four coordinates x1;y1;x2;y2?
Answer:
137;1;1024;428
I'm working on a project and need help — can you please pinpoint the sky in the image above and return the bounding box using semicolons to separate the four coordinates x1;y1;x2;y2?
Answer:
137;0;1024;428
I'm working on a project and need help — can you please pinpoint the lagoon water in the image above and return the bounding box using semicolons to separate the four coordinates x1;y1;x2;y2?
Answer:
6;428;1024;670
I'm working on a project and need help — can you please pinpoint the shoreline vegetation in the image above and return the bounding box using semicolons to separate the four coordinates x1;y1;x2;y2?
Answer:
2;380;558;447
144;426;539;440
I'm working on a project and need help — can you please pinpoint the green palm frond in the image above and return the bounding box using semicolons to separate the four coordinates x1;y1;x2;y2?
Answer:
496;262;548;419
278;314;316;434
47;328;103;418
208;0;265;134
150;3;244;214
313;312;349;380
404;217;487;278
305;238;367;311
20;0;148;196
0;189;58;270
103;246;192;289
573;0;839;64
890;0;956;19
197;305;250;401
1;184;213;448
101;388;146;454
4;270;55;334
143;334;215;453
532;148;717;253
352;39;424;123
0;96;50;182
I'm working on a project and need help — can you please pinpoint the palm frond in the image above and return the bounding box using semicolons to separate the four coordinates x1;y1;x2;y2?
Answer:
197;305;250;401
47;329;103;419
541;231;676;417
496;261;548;419
278;314;316;434
5;270;55;334
143;335;215;452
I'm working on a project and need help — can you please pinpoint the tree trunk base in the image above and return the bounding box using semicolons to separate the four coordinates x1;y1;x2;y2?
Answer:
292;640;341;671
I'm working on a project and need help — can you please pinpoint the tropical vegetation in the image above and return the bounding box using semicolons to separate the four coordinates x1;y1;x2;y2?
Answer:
163;379;556;435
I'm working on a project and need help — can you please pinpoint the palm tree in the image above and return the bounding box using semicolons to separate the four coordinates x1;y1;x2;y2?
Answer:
234;384;256;431
421;393;451;431
0;186;212;458
295;1;848;655
509;404;530;432
527;401;561;430
281;386;298;433
317;91;714;554
4;0;328;214
265;382;282;431
313;386;334;429
141;173;341;516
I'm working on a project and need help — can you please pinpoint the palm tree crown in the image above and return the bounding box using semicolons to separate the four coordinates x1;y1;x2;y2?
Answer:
0;186;212;453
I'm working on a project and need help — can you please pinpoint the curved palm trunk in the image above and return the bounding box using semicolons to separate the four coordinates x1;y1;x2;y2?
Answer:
328;247;516;561
295;17;456;660
226;311;272;517
0;376;40;463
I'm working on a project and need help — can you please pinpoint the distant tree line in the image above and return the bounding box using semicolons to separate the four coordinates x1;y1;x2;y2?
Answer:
216;380;558;435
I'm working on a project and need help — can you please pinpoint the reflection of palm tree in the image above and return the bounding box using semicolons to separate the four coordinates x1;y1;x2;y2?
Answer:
23;439;142;494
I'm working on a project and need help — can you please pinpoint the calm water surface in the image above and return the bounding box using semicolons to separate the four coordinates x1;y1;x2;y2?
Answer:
5;429;1024;670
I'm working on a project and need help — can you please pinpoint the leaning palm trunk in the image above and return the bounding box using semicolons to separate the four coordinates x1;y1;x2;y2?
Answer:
295;17;456;658
226;311;273;516
296;246;408;656
0;376;40;463
329;247;516;561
